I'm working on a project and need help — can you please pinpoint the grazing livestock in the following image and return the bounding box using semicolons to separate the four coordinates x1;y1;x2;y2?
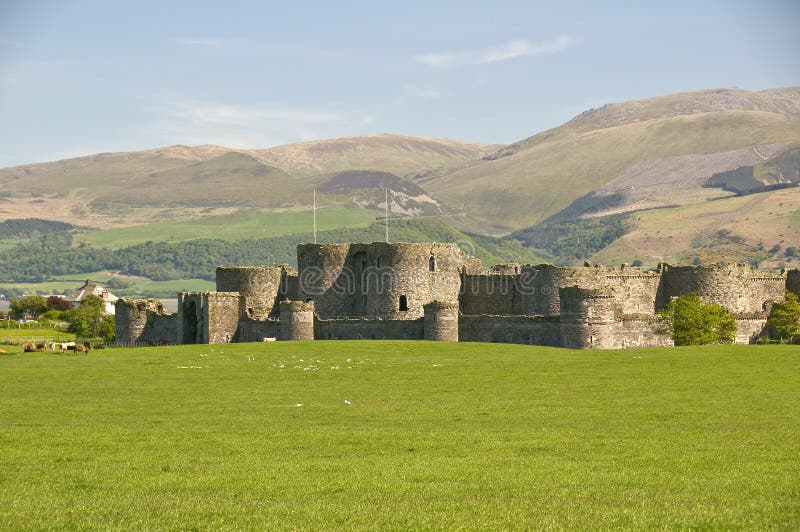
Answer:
23;342;42;352
74;343;90;354
0;348;7;354
50;341;76;353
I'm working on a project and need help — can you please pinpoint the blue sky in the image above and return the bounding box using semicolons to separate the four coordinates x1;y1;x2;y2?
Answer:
0;0;798;167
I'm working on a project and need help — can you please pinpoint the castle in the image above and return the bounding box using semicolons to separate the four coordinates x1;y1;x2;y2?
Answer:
115;242;800;349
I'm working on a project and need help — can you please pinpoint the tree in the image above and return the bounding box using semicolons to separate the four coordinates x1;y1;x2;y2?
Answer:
658;292;737;345
65;294;115;341
46;295;73;311
9;295;47;320
767;291;800;343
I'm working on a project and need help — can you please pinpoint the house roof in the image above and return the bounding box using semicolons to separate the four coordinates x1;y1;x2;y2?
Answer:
63;280;119;303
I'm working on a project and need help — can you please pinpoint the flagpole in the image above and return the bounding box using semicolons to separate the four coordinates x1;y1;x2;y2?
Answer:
385;187;389;243
313;188;317;244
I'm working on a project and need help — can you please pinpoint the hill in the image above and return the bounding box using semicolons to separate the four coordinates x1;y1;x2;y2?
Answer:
0;135;495;228
424;87;800;232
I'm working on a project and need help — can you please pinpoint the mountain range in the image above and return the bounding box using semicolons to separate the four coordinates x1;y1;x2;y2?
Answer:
1;86;799;271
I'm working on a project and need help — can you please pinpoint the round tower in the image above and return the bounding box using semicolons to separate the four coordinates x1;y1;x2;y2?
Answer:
559;286;617;349
297;243;351;318
423;300;459;341
216;265;291;319
279;300;315;341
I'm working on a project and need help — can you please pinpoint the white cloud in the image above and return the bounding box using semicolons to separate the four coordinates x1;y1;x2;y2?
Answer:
141;100;373;149
415;36;575;68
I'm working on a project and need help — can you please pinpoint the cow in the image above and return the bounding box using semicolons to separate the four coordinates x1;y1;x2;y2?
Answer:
23;342;42;352
74;343;90;354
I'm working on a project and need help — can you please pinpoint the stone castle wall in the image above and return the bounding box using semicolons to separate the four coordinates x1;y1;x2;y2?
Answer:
459;315;562;346
236;319;280;342
315;317;424;340
657;264;786;313
298;242;479;320
116;241;796;349
114;299;177;345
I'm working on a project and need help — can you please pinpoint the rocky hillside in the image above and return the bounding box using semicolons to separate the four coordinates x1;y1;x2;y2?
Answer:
424;87;800;232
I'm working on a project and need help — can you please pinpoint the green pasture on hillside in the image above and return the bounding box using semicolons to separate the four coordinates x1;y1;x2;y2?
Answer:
75;207;376;248
1;274;214;298
1;342;798;529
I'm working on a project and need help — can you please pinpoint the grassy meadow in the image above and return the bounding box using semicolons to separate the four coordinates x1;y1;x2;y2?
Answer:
74;207;376;249
1;341;798;529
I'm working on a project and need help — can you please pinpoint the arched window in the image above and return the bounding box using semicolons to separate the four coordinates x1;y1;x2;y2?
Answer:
429;256;436;272
399;295;408;311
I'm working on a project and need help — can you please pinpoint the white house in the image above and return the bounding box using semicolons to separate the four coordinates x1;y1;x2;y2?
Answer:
63;280;119;315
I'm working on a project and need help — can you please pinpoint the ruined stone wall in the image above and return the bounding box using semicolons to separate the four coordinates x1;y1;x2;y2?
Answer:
462;264;660;317
460;273;520;315
204;292;242;344
605;318;673;349
284;272;300;301
459;315;562;346
297;242;480;320
603;270;662;314
314;317;424;340
236;319;280;343
178;292;242;344
658;264;786;313
786;269;800;298
216;265;294;319
733;317;767;344
114;298;177;345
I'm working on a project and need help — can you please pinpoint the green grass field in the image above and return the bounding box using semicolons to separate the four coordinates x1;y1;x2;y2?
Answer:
1;341;798;528
0;325;75;345
75;207;376;249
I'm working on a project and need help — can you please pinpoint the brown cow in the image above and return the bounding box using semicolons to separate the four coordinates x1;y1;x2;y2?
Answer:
23;342;42;352
74;343;90;354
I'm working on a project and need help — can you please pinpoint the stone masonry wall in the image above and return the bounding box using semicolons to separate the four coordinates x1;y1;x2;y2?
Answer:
298;242;480;320
115;298;177;345
204;292;242;344
216;265;294;319
459;315;562;346
314;317;424;340
237;319;280;342
657;264;786;313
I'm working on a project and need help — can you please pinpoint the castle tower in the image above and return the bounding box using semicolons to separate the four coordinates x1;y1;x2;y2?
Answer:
177;292;241;344
297;242;481;320
115;299;166;345
423;300;459;341
279;300;315;341
559;286;617;349
216;265;294;319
